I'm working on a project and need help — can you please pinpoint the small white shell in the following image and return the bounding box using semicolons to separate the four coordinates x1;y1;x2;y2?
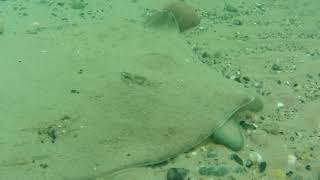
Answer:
277;102;284;108
249;151;264;164
287;154;297;166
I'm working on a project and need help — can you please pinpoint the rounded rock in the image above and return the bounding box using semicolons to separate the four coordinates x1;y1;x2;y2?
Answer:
167;168;189;180
164;1;200;32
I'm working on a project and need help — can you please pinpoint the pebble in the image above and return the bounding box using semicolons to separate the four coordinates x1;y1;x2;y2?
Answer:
242;76;250;82
286;170;294;177
239;121;257;130
245;159;253;168
305;164;311;171
201;52;210;58
224;4;238;13
70;0;87;9
271;63;282;71
230;154;243;166
198;164;244;177
199;165;230;176
167;168;189;180
258;161;267;172
232;19;242;25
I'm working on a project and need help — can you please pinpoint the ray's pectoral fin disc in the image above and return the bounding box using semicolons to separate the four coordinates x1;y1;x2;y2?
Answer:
212;96;263;151
211;119;244;151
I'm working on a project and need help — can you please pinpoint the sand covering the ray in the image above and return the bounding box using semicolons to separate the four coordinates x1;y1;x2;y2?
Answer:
0;20;256;179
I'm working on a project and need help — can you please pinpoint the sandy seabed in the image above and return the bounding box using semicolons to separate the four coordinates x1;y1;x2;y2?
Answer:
0;0;319;180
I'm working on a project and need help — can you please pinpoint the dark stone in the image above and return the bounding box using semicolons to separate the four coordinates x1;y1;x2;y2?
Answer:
40;163;48;169
167;168;189;180
230;154;243;166
201;52;210;58
60;115;71;121
242;76;250;82
305;164;311;171
271;63;282;71
57;2;65;6
232;19;242;25
70;89;80;94
38;126;57;143
258;161;267;172
277;80;281;84
199;165;230;176
286;171;293;177
239;121;257;130
234;77;241;83
47;127;57;143
245;160;253;168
